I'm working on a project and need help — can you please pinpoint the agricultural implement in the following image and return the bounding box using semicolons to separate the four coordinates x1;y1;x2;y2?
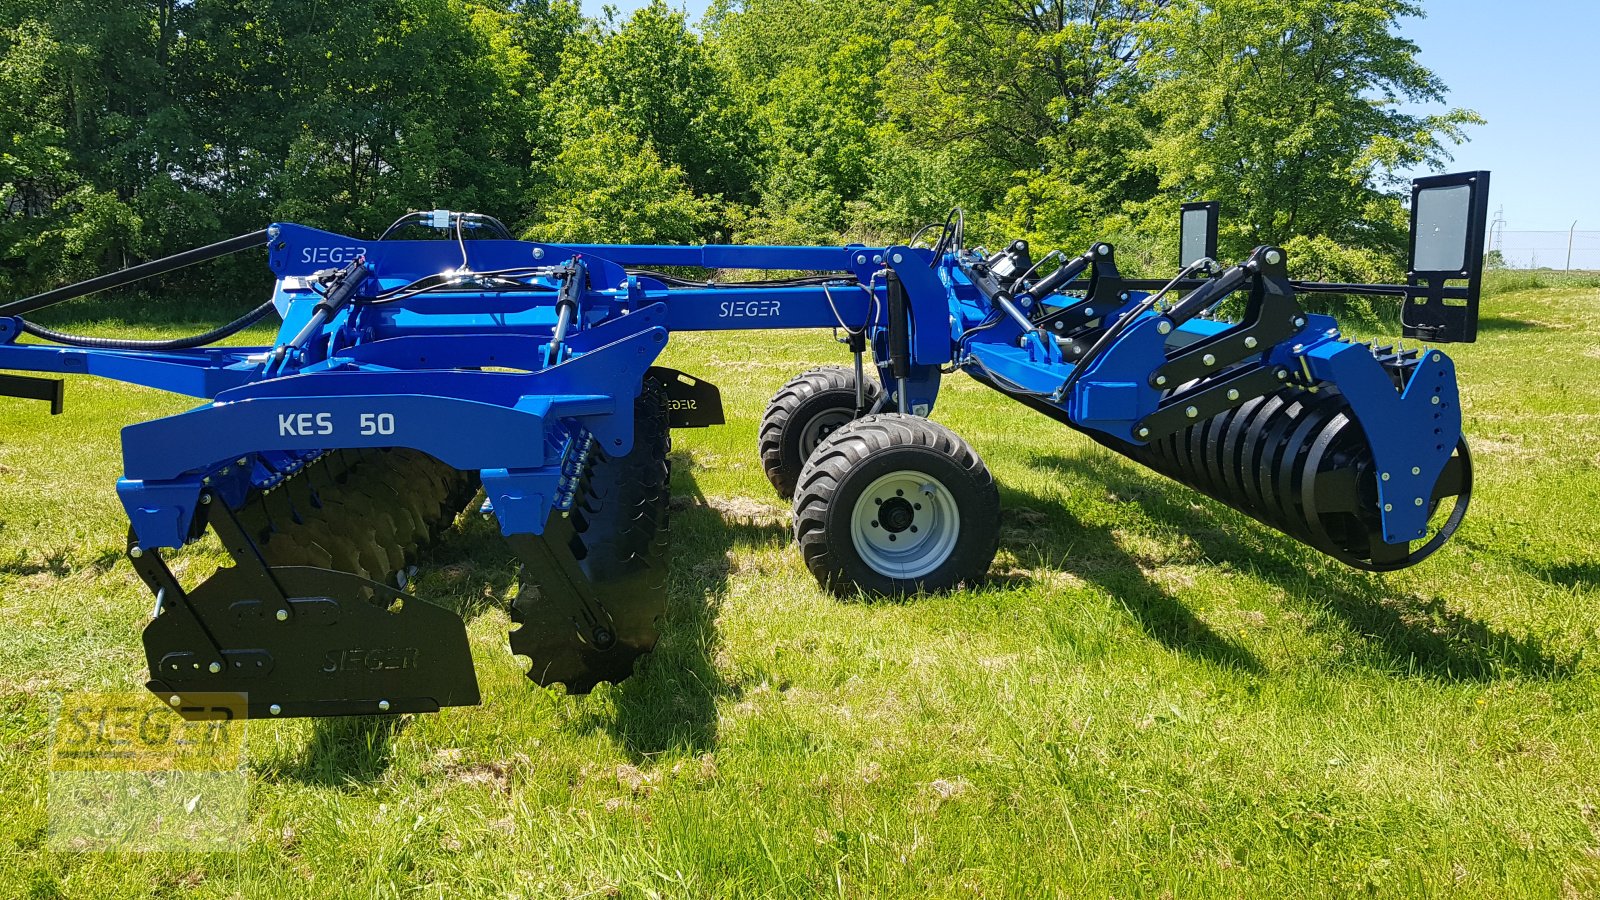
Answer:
0;174;1490;719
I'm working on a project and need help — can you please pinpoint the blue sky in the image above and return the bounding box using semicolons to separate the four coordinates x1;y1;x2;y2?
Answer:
1397;0;1599;230
583;0;1598;230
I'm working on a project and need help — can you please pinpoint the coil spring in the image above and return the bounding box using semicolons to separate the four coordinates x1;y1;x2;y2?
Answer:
554;430;595;511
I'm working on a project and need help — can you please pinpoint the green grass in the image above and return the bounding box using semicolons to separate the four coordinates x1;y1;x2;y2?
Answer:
1;284;1598;898
1484;268;1600;297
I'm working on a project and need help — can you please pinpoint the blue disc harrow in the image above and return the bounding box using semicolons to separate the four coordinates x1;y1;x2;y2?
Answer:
0;175;1491;718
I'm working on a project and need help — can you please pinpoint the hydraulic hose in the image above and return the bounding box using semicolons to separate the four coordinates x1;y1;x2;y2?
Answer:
18;299;279;351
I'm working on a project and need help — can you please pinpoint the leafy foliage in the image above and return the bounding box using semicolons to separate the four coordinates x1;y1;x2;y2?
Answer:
0;0;1476;300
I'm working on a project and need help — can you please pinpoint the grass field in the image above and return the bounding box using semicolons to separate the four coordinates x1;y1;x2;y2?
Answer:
1;282;1597;898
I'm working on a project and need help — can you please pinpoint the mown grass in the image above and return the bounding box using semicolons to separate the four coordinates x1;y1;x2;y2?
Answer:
0;284;1597;898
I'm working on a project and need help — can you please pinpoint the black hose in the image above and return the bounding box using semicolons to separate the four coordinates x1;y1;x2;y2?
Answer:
19;299;278;350
379;211;514;242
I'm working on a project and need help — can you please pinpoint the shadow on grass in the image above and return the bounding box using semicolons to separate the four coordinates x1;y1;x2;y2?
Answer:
1522;558;1600;592
1022;452;1574;682
0;547;71;577
600;453;788;760
993;489;1264;674
284;716;407;786
1475;315;1541;335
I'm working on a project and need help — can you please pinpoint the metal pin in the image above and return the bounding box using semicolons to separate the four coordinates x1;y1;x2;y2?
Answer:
1156;320;1172;335
275;609;289;622
1226;389;1239;401
1137;427;1150;438
1185;406;1199;418
209;662;222;674
1203;354;1216;366
270;704;282;716
1412;467;1421;476
1382;473;1390;481
378;700;391;712
1244;337;1258;349
168;695;181;707
1414;498;1425;507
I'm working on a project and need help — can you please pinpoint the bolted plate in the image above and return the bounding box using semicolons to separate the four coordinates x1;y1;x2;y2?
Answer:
144;565;478;720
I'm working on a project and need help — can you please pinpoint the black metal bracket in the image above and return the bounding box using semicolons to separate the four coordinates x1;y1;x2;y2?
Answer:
0;373;64;414
1137;363;1292;441
1151;246;1306;389
1033;244;1126;337
648;366;725;428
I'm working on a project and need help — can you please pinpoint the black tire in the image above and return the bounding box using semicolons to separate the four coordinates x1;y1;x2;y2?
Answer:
759;366;883;499
793;414;998;596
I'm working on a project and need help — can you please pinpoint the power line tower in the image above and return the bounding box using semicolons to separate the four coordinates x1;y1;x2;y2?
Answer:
1490;205;1506;256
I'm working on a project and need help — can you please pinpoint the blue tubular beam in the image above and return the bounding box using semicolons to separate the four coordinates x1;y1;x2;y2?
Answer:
0;343;265;399
542;243;875;271
648;285;874;332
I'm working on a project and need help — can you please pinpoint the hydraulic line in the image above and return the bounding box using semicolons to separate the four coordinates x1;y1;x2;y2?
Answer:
1055;256;1219;400
18;299;278;351
0;229;270;318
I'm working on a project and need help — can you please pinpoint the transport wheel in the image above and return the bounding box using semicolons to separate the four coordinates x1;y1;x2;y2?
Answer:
793;414;998;596
759;366;884;499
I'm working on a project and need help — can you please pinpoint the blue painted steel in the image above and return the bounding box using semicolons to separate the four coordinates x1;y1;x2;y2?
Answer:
0;219;1469;562
1294;335;1462;542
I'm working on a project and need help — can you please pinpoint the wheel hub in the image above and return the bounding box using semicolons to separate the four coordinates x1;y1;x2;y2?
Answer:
878;496;915;533
800;410;853;455
850;470;961;579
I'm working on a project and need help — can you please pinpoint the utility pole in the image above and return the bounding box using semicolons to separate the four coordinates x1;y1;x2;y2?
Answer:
1487;205;1506;267
1568;220;1580;272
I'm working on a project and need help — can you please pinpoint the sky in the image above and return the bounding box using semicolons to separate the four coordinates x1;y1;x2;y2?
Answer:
582;0;1600;232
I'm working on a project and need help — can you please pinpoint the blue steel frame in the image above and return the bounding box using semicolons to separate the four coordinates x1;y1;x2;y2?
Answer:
0;221;1463;554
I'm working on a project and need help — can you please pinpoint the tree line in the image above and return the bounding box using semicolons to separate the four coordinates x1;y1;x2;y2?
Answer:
0;0;1476;302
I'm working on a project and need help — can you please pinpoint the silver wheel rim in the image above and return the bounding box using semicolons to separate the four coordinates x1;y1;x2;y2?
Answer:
799;409;854;456
849;470;961;579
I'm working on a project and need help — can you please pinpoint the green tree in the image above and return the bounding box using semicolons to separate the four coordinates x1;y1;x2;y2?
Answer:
877;0;1166;245
525;109;716;244
708;0;895;240
1136;0;1479;265
556;1;759;202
